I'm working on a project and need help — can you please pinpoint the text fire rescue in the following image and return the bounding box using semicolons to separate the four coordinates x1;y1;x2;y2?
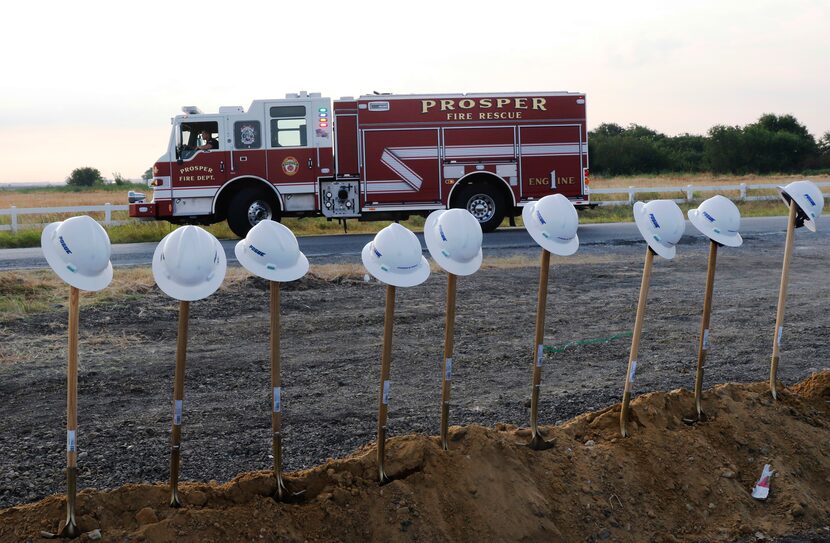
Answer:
421;97;547;121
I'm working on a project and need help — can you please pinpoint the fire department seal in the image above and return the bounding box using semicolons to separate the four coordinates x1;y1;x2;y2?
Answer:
282;156;300;176
239;124;256;146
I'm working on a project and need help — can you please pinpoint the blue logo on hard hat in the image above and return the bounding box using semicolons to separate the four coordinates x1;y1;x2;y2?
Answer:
804;193;817;207
59;236;72;254
649;213;660;228
702;211;716;223
439;225;447;242
536;211;546;225
249;244;266;257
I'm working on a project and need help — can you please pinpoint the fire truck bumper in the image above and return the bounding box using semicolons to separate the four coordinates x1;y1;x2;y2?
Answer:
129;201;158;218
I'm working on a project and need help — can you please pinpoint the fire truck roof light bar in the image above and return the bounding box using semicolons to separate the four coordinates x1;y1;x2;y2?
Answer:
181;106;202;115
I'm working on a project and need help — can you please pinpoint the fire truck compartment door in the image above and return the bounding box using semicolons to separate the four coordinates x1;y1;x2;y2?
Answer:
264;101;316;191
362;129;441;204
519;125;584;200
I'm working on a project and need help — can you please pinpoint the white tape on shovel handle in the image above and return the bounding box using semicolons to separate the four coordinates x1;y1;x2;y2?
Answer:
174;400;183;425
383;380;391;405
67;430;76;453
629;360;637;383
273;387;281;413
777;326;783;349
536;344;544;367
445;358;453;381
702;329;710;351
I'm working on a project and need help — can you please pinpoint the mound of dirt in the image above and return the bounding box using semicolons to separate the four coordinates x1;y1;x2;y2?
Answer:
2;374;829;543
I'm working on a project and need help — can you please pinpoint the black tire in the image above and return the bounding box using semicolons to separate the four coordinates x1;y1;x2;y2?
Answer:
226;187;279;238
452;183;506;233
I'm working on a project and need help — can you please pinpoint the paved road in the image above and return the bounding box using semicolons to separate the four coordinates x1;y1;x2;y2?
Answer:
0;216;807;270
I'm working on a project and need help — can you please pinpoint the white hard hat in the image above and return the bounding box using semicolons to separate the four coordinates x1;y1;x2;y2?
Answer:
778;180;823;232
41;215;113;292
424;209;483;276
521;194;579;256
361;223;430;287
688;195;743;247
633;200;684;259
152;225;227;301
235;220;309;282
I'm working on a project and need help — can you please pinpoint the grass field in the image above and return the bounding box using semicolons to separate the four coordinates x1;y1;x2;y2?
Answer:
0;174;825;248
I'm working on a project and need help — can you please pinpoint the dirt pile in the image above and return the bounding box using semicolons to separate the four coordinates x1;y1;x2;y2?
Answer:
2;373;829;543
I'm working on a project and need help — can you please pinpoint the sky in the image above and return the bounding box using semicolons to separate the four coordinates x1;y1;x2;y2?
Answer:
1;0;828;183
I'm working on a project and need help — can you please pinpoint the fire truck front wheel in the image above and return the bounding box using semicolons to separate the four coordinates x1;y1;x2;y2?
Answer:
226;187;279;238
453;184;506;233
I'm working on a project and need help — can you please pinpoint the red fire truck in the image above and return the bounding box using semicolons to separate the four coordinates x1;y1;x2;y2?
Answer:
130;91;590;236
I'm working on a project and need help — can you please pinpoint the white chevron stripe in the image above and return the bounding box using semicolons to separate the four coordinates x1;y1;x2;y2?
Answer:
380;149;423;190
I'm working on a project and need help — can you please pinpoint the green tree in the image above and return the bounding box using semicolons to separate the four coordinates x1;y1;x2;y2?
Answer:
588;123;672;175
112;172;128;185
812;131;830;169
66;167;103;187
591;123;625;137
657;134;708;172
142;168;153;181
706;125;746;173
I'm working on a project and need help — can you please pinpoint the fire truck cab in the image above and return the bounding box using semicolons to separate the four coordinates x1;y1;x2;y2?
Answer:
131;91;589;237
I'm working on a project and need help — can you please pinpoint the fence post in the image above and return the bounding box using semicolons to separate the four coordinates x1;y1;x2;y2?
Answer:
739;183;747;202
686;184;694;202
10;206;17;233
628;186;635;204
104;203;112;225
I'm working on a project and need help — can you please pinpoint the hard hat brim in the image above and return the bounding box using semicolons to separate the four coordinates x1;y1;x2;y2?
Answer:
778;185;818;232
633;202;677;259
423;210;483;276
234;240;309;282
41;221;113;292
687;209;743;247
152;231;227;301
361;242;430;287
521;202;579;256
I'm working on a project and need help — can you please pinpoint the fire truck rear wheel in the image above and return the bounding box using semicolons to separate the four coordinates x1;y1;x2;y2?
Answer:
227;187;279;238
454;184;506;233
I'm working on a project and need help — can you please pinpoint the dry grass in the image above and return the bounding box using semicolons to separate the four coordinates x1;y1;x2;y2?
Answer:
0;190;130;208
589;172;830;189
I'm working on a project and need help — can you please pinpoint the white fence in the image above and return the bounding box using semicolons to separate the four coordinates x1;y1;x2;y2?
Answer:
0;203;130;232
1;182;829;232
586;181;830;206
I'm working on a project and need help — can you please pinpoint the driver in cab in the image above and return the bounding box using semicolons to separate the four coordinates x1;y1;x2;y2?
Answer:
185;130;218;151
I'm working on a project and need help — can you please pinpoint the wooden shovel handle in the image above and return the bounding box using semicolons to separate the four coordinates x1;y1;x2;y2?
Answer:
67;287;79;468
440;274;457;449
620;246;654;436
529;249;550;434
694;241;718;417
378;285;395;442
770;202;798;399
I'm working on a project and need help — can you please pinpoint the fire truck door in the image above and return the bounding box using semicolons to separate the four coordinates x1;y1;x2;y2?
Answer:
362;129;441;204
265;102;316;191
172;120;228;206
519;125;584;200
